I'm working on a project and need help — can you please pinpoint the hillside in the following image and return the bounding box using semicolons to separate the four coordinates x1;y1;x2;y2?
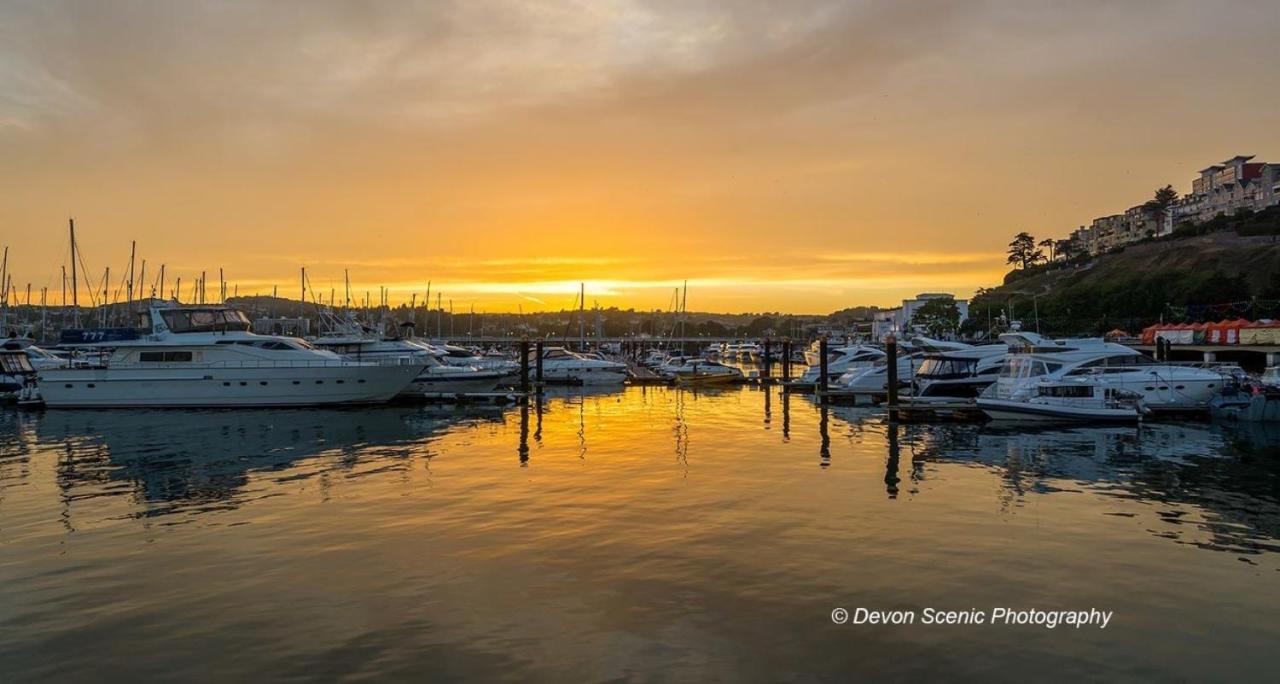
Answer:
970;208;1280;335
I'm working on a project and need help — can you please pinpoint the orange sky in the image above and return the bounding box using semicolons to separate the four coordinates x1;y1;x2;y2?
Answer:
2;1;1279;313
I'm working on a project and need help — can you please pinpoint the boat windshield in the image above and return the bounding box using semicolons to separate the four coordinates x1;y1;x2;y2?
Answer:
917;357;976;378
999;357;1062;379
161;309;252;333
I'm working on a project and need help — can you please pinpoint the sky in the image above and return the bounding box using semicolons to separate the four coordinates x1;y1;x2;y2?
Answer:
1;0;1278;314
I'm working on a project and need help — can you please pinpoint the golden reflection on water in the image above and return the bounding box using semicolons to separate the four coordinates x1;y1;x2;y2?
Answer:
1;387;1278;680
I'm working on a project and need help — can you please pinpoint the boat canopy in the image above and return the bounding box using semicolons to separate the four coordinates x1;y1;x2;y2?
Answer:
154;308;252;334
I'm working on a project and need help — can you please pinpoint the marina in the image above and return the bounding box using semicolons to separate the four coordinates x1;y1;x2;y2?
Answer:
3;2;1280;679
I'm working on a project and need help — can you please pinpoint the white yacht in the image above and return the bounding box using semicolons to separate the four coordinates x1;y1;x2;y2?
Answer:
37;303;426;407
833;349;926;404
797;344;886;385
979;332;1226;413
311;334;506;396
535;346;629;385
736;342;762;362
980;377;1145;423
909;339;1008;403
427;342;520;376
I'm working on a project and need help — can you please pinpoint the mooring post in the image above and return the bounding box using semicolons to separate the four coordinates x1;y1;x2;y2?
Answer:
886;334;899;421
520;337;530;395
818;335;829;401
762;337;772;380
781;338;791;381
535;340;544;388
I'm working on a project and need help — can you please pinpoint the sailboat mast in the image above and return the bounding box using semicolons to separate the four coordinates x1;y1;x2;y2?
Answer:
579;282;585;350
69;218;80;327
681;280;687;341
127;240;136;304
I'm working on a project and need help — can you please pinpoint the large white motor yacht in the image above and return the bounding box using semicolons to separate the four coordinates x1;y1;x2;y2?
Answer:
978;332;1226;413
536;346;629;385
37;303;425;407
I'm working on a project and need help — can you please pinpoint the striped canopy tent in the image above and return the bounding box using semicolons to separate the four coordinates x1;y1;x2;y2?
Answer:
1189;322;1208;344
1241;319;1280;345
1141;324;1163;345
1168;323;1196;345
1205;319;1230;345
1221;319;1253;345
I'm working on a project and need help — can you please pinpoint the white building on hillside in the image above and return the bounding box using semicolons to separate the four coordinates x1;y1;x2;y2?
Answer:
871;293;969;339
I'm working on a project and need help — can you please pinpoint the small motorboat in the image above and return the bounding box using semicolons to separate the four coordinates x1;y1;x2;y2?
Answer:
978;377;1145;422
660;358;744;385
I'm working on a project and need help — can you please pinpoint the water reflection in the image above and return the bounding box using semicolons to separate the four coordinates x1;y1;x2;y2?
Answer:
4;407;489;523
2;387;1279;681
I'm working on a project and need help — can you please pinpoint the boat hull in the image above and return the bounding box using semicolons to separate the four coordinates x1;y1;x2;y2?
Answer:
977;398;1141;423
36;363;424;408
402;371;505;396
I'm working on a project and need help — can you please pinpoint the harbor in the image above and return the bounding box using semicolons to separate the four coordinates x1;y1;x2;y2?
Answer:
5;1;1280;679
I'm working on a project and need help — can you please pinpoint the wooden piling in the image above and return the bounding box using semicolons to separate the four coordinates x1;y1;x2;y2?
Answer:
757;338;768;381
818;336;829;401
886;335;899;422
535;340;544;387
520;337;530;395
781;338;791;381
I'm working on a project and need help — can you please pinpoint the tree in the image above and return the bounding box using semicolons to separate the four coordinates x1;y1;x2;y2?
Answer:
1006;232;1044;269
1038;238;1056;262
1261;270;1280;301
1143;185;1179;235
911;297;961;337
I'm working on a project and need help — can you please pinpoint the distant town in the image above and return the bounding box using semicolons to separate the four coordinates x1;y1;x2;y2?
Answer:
1061;154;1279;258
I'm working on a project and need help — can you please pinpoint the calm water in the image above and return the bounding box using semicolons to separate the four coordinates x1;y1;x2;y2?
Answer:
2;386;1278;681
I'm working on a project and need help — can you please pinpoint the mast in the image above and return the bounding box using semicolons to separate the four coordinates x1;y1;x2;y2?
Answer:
69;218;79;327
101;266;110;327
579;282;585;350
436;292;442;339
680;279;688;341
127;240;136;304
300;267;306;319
159;264;166;301
0;245;7;333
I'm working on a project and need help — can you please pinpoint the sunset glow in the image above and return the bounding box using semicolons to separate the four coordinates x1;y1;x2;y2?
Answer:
3;1;1278;312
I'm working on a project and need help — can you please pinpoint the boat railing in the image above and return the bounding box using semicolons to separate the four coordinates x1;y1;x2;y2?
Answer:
103;357;422;370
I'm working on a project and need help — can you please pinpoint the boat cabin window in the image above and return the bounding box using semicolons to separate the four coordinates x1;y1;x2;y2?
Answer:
544;349;573;360
138;351;194;363
1037;384;1094;398
160;308;252;333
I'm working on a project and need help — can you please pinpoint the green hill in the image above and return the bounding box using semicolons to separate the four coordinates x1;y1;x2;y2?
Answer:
969;207;1280;336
